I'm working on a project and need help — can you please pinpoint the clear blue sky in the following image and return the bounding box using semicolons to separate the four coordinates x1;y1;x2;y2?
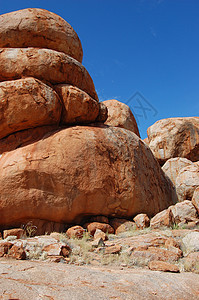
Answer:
0;0;199;138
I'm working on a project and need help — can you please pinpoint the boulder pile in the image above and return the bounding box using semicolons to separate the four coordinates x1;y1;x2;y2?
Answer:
0;8;177;233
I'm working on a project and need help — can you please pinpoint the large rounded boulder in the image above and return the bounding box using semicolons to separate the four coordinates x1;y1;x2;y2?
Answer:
0;48;98;101
0;8;83;62
103;99;140;137
0;126;177;228
147;117;199;165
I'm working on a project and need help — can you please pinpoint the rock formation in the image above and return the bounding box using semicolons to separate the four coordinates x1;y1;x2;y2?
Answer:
0;8;177;232
147;117;199;165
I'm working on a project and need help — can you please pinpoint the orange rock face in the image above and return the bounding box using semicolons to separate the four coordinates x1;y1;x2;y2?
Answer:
103;99;140;137
0;125;58;155
0;78;62;139
175;164;199;202
0;126;177;228
0;8;83;62
0;48;98;101
147;117;199;165
162;157;193;185
55;85;99;124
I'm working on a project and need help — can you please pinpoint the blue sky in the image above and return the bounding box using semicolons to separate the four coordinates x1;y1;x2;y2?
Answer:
0;0;199;138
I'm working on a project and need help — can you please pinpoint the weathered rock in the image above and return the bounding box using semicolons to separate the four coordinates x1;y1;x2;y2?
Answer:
0;241;13;256
162;157;193;185
0;126;177;227
192;187;199;213
0;78;62;139
93;229;108;241
66;226;84;239
95;102;108;122
147;117;199;165
0;260;198;299
0;8;83;62
109;218;136;234
104;245;122;254
0;125;58;155
0;48;98;101
3;228;25;239
176;164;199;202
131;247;181;264
183;252;199;273
8;244;26;260
55;84;99;124
115;221;136;235
103;99;140;136
150;208;175;229
87;222;114;236
148;261;180;273
169;200;198;224
182;232;199;254
43;243;71;257
133;214;150;229
164;237;181;250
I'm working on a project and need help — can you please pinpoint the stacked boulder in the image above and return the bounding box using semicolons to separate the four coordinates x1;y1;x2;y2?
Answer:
146;117;199;228
0;8;177;234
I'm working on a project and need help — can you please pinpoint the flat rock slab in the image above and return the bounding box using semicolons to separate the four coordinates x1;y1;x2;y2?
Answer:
0;259;198;299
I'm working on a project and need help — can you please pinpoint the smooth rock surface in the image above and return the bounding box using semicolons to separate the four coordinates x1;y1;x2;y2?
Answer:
0;260;198;299
103;99;140;136
147;117;199;165
0;126;177;227
0;8;83;62
0;48;98;100
0;77;61;139
55;84;99;124
175;164;199;201
162;157;193;185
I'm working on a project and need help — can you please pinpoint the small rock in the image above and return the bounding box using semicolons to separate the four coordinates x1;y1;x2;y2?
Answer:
169;200;198;224
115;221;136;235
43;243;71;257
104;245;122;254
0;241;13;257
3;228;25;239
148;261;180;273
182;232;199;254
92;238;106;248
133;213;150;229
9;244;26;260
94;229;108;241
66;226;84;239
150;208;174;229
87;222;114;236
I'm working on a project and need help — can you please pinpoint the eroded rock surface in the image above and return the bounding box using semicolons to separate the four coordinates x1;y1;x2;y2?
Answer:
0;8;83;62
0;126;177;228
147;117;199;165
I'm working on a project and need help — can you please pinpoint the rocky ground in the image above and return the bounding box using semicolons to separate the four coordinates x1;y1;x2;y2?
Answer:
1;226;199;299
